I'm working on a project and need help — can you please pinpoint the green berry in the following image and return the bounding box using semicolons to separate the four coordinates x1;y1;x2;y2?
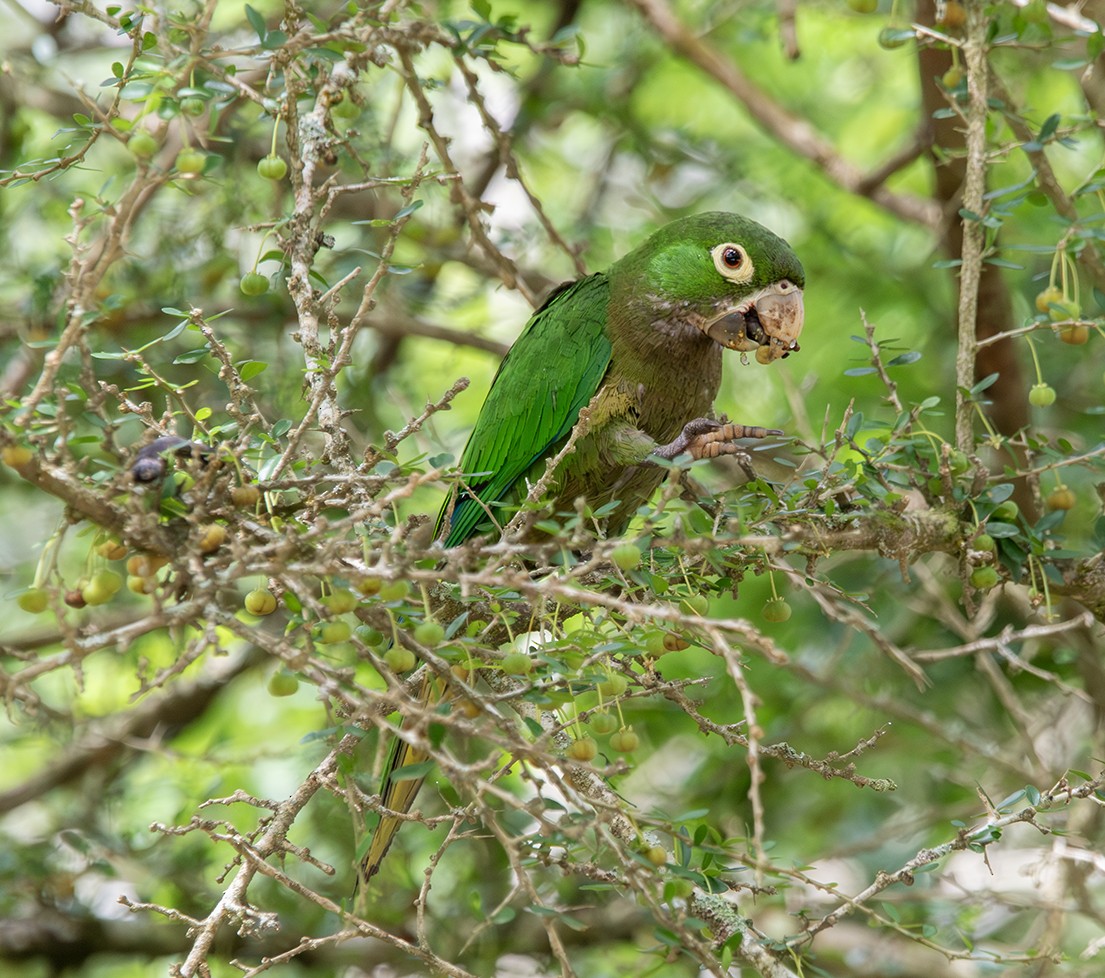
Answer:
317;620;352;644
82;569;122;606
378;580;411;602
501;651;533;676
597;673;628;697
1049;299;1081;323
257;155;288;180
969;566;999;589
322;589;359;614
1046;485;1076;511
610;727;640;752
18;588;49;614
268;670;299;696
239;272;269;296
355;625;386;647
567;736;598;762
762;597;792;623
245;588;278;615
610;542;641;571
180;96;205;117
384;647;417;672
877;26;910;49
973;533;995;553
128;130;158;159
1029;383;1056;407
680;593;710;616
941;66;964;88
174;147;206;174
590;712;618;735
645;845;667;867
992;501;1019;522
414;620;445;646
1035;286;1062;314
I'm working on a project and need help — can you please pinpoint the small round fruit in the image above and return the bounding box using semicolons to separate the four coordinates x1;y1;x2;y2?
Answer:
762;597;793;623
384;647;417;672
680;593;710;616
257;155;288;180
64;588;87;609
973;533;996;553
590;712;618;735
322;589;359;614
644;631;668;656
846;0;877;11
126;553;167;577
501;651;533;676
948;449;970;475
567;736;598;762
645;845;667;867
663;633;690;652
1059;324;1090;345
245;588;278;615
1028;383;1056;407
941;66;964;88
610;542;641;571
1049;299;1081;322
268;670;299;696
877;26;910;48
610;728;640;753
198;523;227;553
969;566;1000;589
1;445;33;469
937;0;966;28
128;130;157;159
992;501;1019;522
1046;485;1076;511
1035;285;1062;314
180;96;205;117
18;588;49;614
239;272;269;296
413;620;445;646
357;576;383;596
230;484;261;507
127;574;158;595
597;673;628;697
355;625;385;647
378;580;411;602
174;147;206;174
96;539;128;560
317;620;352;644
82;569;122;606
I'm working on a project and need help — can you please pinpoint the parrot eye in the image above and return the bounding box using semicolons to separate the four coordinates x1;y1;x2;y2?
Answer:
711;242;754;284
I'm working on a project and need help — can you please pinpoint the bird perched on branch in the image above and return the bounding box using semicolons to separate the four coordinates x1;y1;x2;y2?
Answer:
359;211;805;884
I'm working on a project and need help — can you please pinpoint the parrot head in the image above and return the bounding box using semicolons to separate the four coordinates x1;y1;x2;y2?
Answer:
620;211;805;363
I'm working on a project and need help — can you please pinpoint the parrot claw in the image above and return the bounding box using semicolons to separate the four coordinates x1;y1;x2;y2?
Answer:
653;418;783;461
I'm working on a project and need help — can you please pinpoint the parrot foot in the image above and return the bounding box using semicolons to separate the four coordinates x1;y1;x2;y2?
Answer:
653;418;782;461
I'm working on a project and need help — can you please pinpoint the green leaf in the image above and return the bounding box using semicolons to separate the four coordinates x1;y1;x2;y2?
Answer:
887;351;921;367
244;3;267;41
395;199;423;220
239;361;268;381
844;366;877;377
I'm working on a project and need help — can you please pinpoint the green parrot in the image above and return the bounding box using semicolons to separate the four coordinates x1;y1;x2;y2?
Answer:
359;211;804;884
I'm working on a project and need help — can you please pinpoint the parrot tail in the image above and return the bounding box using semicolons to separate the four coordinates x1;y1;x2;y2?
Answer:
358;675;437;886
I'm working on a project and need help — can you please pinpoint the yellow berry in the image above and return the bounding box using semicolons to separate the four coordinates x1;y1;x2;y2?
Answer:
245;589;278;615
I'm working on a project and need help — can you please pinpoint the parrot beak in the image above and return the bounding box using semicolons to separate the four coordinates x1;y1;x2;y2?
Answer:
705;281;804;363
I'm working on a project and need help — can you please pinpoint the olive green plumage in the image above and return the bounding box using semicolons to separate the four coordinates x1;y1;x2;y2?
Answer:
361;211;804;886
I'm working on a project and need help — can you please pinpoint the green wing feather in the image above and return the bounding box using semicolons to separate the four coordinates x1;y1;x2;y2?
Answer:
438;272;613;546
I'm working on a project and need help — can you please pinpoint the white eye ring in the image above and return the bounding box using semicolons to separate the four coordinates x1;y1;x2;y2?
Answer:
711;242;754;284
